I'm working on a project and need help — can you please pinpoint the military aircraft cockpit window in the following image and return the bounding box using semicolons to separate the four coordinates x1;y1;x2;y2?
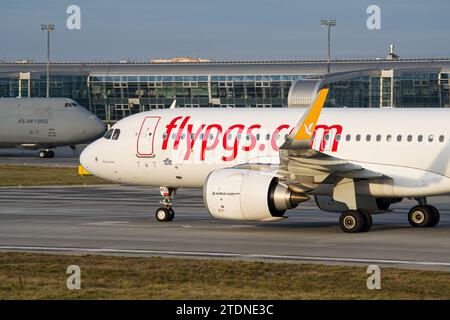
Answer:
112;129;121;140
103;129;114;139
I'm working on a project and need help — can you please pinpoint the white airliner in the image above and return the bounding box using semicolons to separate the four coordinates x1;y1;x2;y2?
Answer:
80;89;450;232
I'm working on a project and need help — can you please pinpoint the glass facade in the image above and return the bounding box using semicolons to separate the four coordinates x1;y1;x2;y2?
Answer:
324;73;450;108
0;68;449;123
88;74;308;121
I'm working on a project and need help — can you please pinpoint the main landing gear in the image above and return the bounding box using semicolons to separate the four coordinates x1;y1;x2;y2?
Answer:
407;198;440;228
155;186;176;222
339;209;373;233
38;150;55;158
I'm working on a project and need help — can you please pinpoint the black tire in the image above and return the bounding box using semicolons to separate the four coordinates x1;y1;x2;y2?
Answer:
425;205;440;227
155;208;171;222
408;205;433;227
167;208;175;222
339;210;368;233
47;150;55;158
359;209;373;232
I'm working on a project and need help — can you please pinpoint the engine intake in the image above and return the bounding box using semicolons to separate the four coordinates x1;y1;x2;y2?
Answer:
203;169;308;221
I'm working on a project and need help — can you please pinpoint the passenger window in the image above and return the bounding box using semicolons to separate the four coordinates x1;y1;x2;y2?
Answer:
428;135;434;142
366;135;371;142
325;134;330;141
376;134;381;142
407;135;412;142
346;134;351;141
103;129;113;139
386;135;392;142
439;135;444;142
397;135;402;142
163;133;168;139
356;134;361;141
336;134;341;141
266;134;270;140
111;129;121;140
256;134;260;140
418;135;423;142
171;133;176;139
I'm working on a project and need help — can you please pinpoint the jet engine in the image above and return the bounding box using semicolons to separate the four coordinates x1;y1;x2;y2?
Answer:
203;169;309;221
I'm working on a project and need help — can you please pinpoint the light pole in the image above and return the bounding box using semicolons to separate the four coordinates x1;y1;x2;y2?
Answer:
41;24;55;98
320;19;336;74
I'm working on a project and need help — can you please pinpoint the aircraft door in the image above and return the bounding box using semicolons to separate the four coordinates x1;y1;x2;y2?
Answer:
137;116;160;157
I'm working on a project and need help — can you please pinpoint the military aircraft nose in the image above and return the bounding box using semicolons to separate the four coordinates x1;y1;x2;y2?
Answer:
84;114;106;141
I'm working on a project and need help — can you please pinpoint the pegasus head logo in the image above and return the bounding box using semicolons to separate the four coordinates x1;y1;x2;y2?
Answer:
304;122;314;136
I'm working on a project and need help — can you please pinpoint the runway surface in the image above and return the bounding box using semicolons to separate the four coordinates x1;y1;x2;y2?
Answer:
0;185;449;271
0;146;84;167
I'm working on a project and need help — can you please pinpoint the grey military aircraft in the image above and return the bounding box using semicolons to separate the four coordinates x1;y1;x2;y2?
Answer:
0;98;105;158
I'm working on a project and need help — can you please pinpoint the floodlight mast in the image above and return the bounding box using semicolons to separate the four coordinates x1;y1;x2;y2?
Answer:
41;24;55;98
320;19;336;74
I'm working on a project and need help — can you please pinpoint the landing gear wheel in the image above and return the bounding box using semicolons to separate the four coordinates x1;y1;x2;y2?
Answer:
339;210;371;233
38;150;55;158
426;205;440;227
360;210;373;232
408;205;434;227
167;208;175;222
155;208;171;222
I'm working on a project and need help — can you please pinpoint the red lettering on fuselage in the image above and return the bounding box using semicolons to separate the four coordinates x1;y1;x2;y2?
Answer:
159;116;342;161
311;124;343;152
222;124;245;161
201;124;222;160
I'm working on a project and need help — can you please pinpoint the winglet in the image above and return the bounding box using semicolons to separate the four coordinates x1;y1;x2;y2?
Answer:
281;88;329;149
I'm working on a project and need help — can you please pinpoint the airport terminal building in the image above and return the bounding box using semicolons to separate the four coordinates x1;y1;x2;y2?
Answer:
1;58;450;123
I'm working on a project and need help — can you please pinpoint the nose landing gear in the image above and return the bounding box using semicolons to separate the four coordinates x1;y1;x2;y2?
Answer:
38;150;55;158
155;187;176;222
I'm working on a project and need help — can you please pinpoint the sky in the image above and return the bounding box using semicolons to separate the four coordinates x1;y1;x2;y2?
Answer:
0;0;449;62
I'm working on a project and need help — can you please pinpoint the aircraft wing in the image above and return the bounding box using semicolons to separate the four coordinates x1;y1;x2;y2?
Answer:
236;88;387;194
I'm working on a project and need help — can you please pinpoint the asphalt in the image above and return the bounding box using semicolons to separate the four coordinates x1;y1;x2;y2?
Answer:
0;185;449;271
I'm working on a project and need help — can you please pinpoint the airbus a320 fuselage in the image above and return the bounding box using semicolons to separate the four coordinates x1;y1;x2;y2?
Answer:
80;90;450;233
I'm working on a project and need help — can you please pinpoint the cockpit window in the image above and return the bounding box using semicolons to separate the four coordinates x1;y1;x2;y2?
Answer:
112;129;121;140
65;101;80;108
103;129;114;139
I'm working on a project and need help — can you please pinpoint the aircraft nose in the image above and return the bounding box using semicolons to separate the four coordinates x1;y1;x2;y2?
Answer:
85;115;106;140
79;142;96;172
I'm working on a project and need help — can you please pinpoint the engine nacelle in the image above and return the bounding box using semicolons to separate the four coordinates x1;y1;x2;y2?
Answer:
203;169;308;221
